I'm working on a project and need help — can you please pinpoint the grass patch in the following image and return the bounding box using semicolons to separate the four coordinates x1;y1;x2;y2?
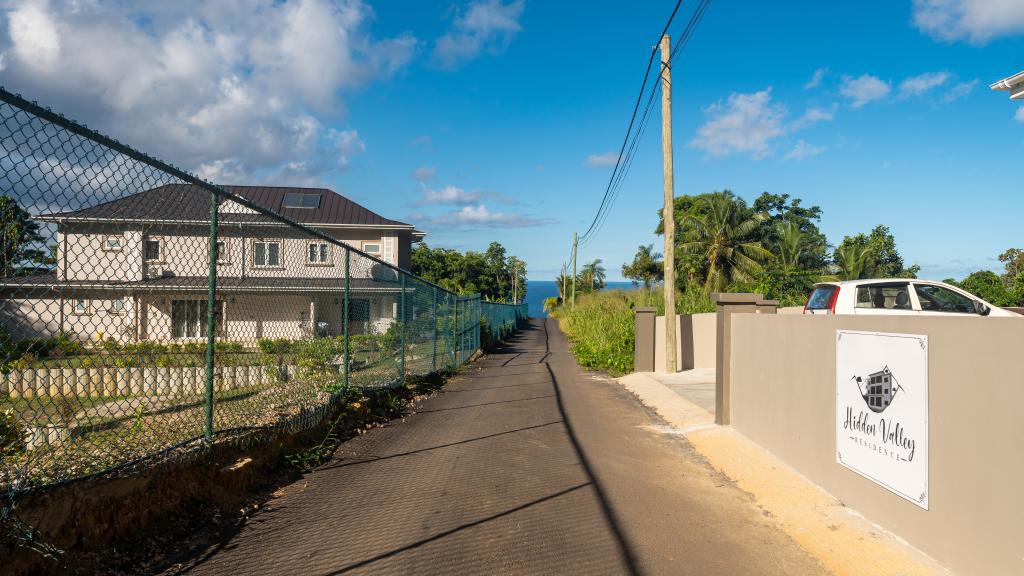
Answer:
552;287;714;375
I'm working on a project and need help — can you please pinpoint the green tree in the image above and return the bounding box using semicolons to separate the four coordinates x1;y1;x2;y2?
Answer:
581;259;606;291
833;225;917;279
411;242;525;302
774;221;803;271
622;244;664;288
752;192;829;271
679;192;774;293
834;243;872;280
998;248;1024;284
1;196;46;277
957;270;1018;307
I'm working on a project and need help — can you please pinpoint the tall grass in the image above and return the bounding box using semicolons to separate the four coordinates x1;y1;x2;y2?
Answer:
552;287;713;375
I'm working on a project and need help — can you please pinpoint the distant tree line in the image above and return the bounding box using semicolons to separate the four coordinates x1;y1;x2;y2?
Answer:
606;189;1020;307
411;241;527;303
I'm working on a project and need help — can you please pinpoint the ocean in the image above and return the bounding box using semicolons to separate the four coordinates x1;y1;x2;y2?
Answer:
525;280;637;317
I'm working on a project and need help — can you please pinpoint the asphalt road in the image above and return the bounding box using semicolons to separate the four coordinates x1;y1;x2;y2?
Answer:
172;318;827;576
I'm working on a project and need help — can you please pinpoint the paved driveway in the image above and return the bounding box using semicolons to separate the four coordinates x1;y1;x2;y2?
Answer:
169;318;825;576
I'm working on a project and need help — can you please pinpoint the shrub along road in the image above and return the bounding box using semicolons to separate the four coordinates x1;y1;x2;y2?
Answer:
167;318;826;575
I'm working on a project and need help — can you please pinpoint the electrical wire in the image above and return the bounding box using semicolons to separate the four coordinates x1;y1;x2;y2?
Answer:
576;0;713;249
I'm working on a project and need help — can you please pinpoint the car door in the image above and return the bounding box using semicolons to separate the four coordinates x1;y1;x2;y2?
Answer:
912;283;981;316
852;282;917;315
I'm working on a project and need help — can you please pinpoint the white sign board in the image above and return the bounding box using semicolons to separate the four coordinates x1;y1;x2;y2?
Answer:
836;330;928;509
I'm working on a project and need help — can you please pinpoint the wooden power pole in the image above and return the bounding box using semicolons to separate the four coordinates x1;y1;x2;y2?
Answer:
660;34;677;373
571;232;578;309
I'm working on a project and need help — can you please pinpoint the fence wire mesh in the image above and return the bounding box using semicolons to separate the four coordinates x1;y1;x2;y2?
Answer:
0;88;528;501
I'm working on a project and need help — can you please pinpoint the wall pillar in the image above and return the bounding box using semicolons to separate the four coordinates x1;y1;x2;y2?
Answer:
755;299;779;314
712;292;763;425
634;306;656;372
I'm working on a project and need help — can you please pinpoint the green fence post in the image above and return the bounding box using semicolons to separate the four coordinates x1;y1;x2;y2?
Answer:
432;285;438;372
343;248;350;392
204;187;219;444
399;274;406;383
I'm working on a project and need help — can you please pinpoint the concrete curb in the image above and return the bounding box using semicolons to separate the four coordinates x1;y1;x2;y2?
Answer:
618;372;953;576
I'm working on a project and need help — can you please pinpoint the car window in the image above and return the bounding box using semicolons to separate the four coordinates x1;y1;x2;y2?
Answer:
914;284;977;313
806;285;838;310
855;284;912;310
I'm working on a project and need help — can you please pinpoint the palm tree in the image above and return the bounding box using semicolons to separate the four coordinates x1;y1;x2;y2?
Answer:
581;259;606;291
835;243;871;280
679;193;775;293
775;221;803;271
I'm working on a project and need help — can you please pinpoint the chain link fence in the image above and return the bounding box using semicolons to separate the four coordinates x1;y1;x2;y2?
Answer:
0;88;528;504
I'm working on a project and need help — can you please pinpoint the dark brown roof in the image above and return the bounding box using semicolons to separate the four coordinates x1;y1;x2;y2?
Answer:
38;184;412;228
0;275;403;293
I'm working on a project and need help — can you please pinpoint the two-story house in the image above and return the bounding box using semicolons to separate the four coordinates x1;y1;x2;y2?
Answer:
0;184;425;344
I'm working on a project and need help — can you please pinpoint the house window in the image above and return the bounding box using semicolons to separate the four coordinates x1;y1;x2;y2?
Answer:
144;238;162;262
103;236;123;251
73;298;90;314
308;242;329;264
282;192;321;209
171;300;224;339
110;298;127;314
213;240;229;264
362;242;381;256
253;240;281;267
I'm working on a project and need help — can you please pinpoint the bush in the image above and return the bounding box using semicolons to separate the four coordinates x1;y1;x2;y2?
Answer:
1;408;25;458
295;337;342;389
554;290;637;375
553;287;714;375
257;338;293;355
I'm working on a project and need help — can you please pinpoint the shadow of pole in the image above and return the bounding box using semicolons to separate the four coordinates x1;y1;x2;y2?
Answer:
541;319;643;576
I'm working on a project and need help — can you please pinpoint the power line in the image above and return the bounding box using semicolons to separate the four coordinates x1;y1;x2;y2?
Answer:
575;0;686;245
577;0;713;249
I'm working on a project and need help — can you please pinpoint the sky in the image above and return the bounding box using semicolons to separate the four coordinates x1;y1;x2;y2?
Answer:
1;0;1023;281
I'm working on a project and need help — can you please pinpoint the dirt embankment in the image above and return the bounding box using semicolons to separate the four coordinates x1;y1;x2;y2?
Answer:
1;372;450;576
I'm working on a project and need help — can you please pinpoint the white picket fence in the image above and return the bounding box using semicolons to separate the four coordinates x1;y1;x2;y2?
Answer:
0;364;298;399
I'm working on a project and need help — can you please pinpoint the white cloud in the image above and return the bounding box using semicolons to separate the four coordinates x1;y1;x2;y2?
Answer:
433;0;524;69
690;89;786;158
417;185;482;206
840;74;891;108
1016;107;1024;123
804;68;827;89
784;140;826;161
0;0;416;184
585;152;621;167
329;129;365;169
944;79;978;101
424;204;549;228
412;166;437;182
898;71;950;97
791;105;836;130
912;0;1024;43
414;184;519;207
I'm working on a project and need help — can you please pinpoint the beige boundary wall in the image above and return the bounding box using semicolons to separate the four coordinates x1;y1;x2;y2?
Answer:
728;313;1024;576
652;313;716;372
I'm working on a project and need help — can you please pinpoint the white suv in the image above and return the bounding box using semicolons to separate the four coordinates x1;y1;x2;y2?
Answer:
803;279;1020;317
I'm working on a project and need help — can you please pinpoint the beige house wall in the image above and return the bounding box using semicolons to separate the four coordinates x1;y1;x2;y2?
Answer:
60;229;144;281
56;224;408;283
653;312;716;372
2;295;137;342
728;313;1024;576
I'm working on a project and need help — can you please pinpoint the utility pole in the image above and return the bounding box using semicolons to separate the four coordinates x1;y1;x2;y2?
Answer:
571;232;578;309
660;34;677;373
561;261;569;303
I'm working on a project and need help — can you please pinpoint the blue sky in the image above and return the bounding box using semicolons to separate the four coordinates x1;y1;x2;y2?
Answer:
2;0;1023;281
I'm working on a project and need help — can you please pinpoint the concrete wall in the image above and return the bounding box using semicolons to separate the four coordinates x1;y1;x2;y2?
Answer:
653;313;716;372
728;313;1024;576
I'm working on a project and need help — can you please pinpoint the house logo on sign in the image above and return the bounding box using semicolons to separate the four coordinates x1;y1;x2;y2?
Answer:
850;366;905;414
